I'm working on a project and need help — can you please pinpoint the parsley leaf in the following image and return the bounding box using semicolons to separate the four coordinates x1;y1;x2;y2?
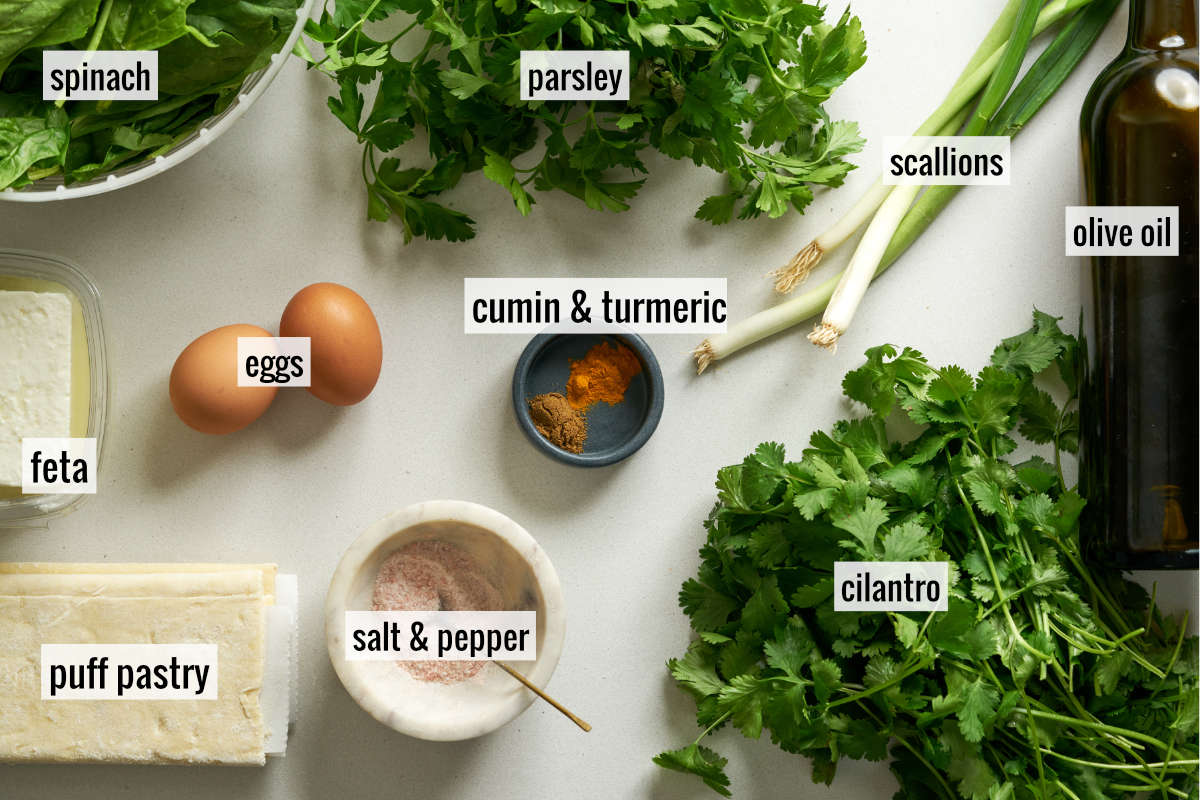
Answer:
302;0;865;241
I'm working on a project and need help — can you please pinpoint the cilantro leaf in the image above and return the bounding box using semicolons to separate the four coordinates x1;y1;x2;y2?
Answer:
832;496;889;556
881;519;932;561
763;618;814;679
810;658;842;703
661;311;1198;800
953;677;1000;742
653;744;732;797
718;674;774;739
747;521;790;567
680;578;738;632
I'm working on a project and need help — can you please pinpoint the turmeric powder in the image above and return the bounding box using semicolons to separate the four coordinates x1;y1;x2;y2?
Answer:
566;341;643;410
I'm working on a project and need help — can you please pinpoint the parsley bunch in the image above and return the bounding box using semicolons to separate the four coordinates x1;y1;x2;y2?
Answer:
297;0;866;242
657;311;1199;799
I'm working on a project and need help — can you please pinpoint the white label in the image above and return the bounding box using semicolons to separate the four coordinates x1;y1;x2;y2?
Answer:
344;611;537;661
883;136;1011;185
236;337;311;387
42;51;157;101
1065;206;1179;256
464;278;727;333
22;437;96;494
833;562;949;612
520;50;630;100
41;644;218;700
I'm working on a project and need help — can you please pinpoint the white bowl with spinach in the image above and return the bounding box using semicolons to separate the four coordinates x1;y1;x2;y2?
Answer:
0;0;313;199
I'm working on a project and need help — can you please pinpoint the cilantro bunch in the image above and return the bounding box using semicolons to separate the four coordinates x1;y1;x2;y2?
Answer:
657;311;1199;799
298;0;866;242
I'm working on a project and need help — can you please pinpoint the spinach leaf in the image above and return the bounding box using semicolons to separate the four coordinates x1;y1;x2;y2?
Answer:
0;108;68;187
0;0;302;188
100;0;196;51
0;0;85;76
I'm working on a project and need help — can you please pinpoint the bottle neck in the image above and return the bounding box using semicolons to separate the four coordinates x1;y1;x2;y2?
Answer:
1128;0;1198;51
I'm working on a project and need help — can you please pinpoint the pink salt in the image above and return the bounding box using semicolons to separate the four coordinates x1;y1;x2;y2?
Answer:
371;539;503;684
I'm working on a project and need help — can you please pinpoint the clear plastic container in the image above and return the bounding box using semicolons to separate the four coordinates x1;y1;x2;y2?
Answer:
0;250;109;526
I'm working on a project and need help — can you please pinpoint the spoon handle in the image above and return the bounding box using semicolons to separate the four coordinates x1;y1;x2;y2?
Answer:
496;661;591;732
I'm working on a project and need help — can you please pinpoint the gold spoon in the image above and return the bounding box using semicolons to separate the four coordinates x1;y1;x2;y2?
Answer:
495;662;591;732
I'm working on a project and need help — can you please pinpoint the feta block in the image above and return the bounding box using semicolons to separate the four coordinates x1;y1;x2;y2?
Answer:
0;290;72;487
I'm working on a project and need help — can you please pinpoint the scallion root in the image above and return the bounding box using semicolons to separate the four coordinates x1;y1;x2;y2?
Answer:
693;340;716;374
771;240;823;293
807;322;841;351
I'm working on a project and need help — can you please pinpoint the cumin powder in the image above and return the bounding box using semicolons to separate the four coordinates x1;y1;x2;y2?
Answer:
528;392;588;453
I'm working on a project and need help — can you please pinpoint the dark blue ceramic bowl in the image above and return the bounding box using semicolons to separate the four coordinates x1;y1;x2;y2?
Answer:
512;333;664;467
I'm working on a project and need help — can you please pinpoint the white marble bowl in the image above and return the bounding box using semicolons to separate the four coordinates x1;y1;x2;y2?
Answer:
325;500;566;741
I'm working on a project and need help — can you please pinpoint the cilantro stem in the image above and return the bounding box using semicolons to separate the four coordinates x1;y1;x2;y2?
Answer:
718;11;761;27
1037;749;1200;773
850;700;956;799
1110;785;1189;799
1055;780;1084;800
692;710;732;744
977;575;1061;618
1018;709;1172;751
951;474;1052;662
891;733;958;800
826;655;930;709
1043;617;1128;656
1049;535;1132;636
1020;689;1051;797
1161;609;1189;675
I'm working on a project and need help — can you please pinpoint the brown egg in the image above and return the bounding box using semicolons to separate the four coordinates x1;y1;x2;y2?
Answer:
280;283;382;406
169;324;278;434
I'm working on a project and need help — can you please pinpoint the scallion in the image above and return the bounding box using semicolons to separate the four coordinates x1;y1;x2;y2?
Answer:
696;0;1120;372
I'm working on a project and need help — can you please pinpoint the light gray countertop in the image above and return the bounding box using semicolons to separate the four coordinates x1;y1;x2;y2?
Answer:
1;2;1194;798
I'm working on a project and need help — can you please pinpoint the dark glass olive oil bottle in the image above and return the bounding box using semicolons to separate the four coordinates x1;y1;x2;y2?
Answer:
1080;0;1199;569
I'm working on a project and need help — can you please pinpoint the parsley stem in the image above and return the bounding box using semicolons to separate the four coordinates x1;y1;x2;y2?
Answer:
334;0;383;46
755;45;790;92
